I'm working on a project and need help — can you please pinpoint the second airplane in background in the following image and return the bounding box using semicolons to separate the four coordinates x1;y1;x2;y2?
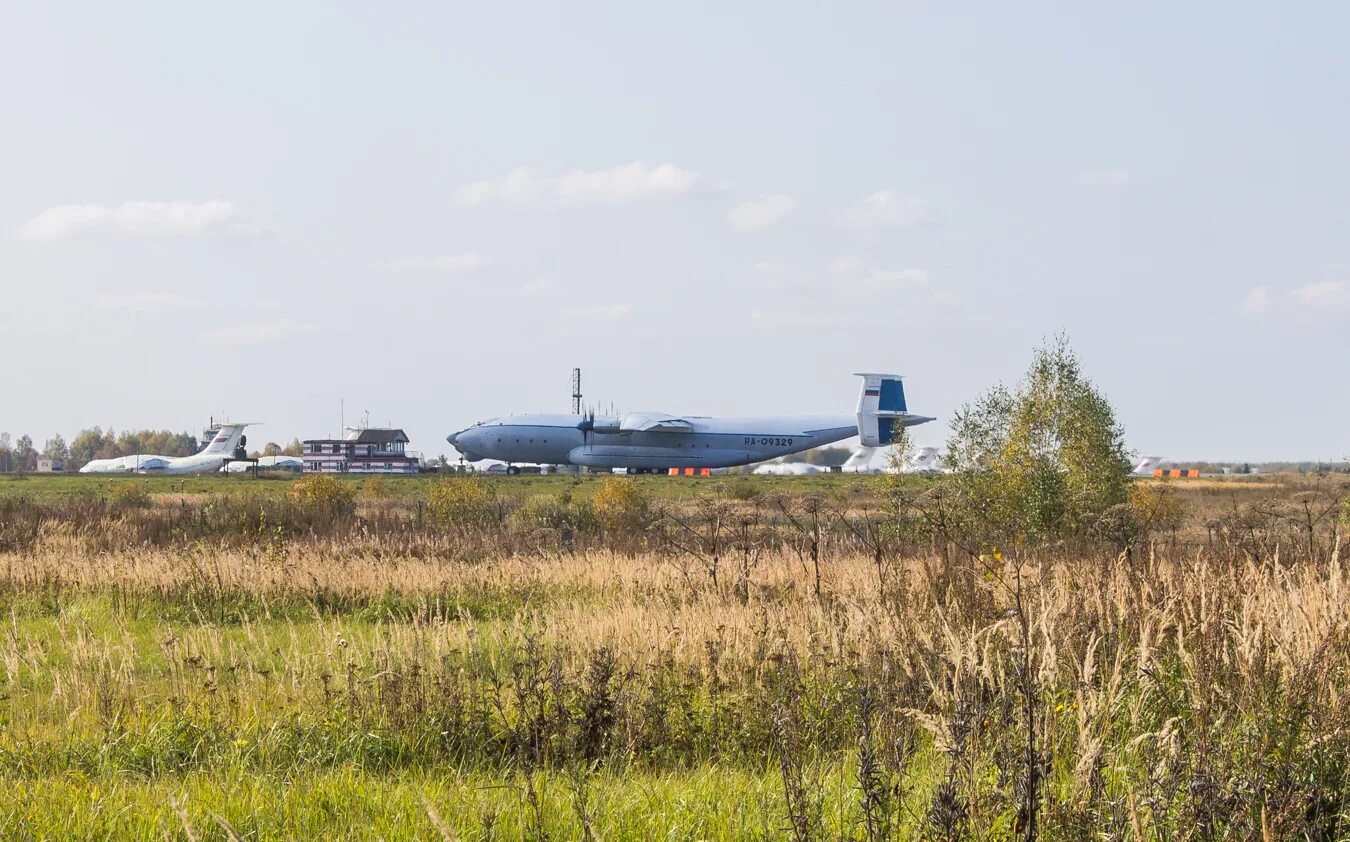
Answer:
79;424;253;475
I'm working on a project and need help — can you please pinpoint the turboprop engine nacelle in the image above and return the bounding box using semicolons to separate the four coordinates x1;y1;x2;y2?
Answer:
578;415;622;434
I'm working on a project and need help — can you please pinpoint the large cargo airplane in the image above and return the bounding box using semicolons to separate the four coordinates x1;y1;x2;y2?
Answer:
448;373;933;474
79;424;252;475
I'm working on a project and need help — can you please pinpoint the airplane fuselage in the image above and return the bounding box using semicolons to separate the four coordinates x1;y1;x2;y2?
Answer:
79;454;234;475
450;413;859;470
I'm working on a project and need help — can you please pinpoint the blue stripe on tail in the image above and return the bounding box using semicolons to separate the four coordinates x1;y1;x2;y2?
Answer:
877;417;894;444
879;379;907;412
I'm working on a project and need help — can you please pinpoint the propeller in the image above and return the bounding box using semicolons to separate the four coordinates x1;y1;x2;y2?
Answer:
577;408;595;447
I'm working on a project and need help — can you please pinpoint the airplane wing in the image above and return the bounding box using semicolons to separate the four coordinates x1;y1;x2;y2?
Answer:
619;412;694;433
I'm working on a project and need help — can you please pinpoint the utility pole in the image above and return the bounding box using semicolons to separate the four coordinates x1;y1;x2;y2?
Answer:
571;367;583;415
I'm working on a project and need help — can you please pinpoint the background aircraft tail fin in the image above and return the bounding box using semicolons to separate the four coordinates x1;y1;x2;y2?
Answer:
855;373;930;446
1133;456;1164;475
201;423;251;456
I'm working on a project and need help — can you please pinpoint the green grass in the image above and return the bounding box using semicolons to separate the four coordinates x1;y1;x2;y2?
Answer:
5;764;876;840
0;470;915;505
0;588;920;839
2;473;1344;838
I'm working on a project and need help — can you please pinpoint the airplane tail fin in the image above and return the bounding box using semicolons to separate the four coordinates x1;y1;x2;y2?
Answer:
201;423;251;456
855;373;933;446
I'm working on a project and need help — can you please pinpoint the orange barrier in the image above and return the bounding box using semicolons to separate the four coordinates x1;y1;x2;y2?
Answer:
668;467;711;476
1152;468;1200;478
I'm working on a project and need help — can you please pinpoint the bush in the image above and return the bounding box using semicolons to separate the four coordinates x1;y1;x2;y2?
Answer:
721;477;762;501
287;474;356;515
1129;483;1188;535
592;477;650;537
511;494;597;533
942;334;1131;548
429;477;500;530
361;475;389;500
109;482;151;510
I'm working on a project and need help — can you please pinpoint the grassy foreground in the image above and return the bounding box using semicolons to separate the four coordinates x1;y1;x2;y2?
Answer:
1;474;1347;839
0;470;871;505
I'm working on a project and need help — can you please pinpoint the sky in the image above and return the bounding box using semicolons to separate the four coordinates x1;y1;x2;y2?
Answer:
2;2;1347;462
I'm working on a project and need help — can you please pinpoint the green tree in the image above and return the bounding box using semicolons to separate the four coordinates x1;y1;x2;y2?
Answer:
42;434;69;463
282;438;303;456
0;432;11;472
14;434;35;472
942;335;1131;548
262;442;282;457
115;431;144;456
69;427;105;468
93;429;119;459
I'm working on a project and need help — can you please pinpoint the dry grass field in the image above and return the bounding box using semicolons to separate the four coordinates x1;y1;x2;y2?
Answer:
0;471;1347;839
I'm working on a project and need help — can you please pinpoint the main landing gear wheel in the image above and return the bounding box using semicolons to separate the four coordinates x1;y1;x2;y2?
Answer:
506;465;520;476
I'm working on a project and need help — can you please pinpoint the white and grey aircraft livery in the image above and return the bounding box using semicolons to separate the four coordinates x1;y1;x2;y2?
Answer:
448;374;933;474
79;424;253;475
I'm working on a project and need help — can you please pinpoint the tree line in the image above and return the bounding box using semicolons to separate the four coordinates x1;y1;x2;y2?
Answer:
0;427;303;471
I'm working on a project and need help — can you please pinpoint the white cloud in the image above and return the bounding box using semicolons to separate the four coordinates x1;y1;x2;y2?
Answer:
828;256;864;277
22;201;238;242
749;309;848;329
832;191;933;229
861;268;932;290
744;261;797;291
559;303;632;321
514;276;558;298
388;253;489;273
829;256;932;291
456;162;700;209
726;194;798;231
1242;286;1272;315
96;292;205;313
199;319;318;346
1077;170;1131;187
1291;280;1347;306
1242;281;1347;317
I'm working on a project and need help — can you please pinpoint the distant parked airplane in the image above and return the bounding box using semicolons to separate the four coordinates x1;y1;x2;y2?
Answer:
751;460;827;476
1132;456;1165;476
448;373;933;474
841;445;944;474
223;454;302;473
80;424;252;475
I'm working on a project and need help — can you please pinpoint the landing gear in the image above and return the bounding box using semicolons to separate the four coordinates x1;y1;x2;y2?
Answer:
506;465;520;476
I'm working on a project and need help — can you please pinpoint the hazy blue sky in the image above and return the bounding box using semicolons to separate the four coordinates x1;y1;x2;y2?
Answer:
3;2;1347;461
